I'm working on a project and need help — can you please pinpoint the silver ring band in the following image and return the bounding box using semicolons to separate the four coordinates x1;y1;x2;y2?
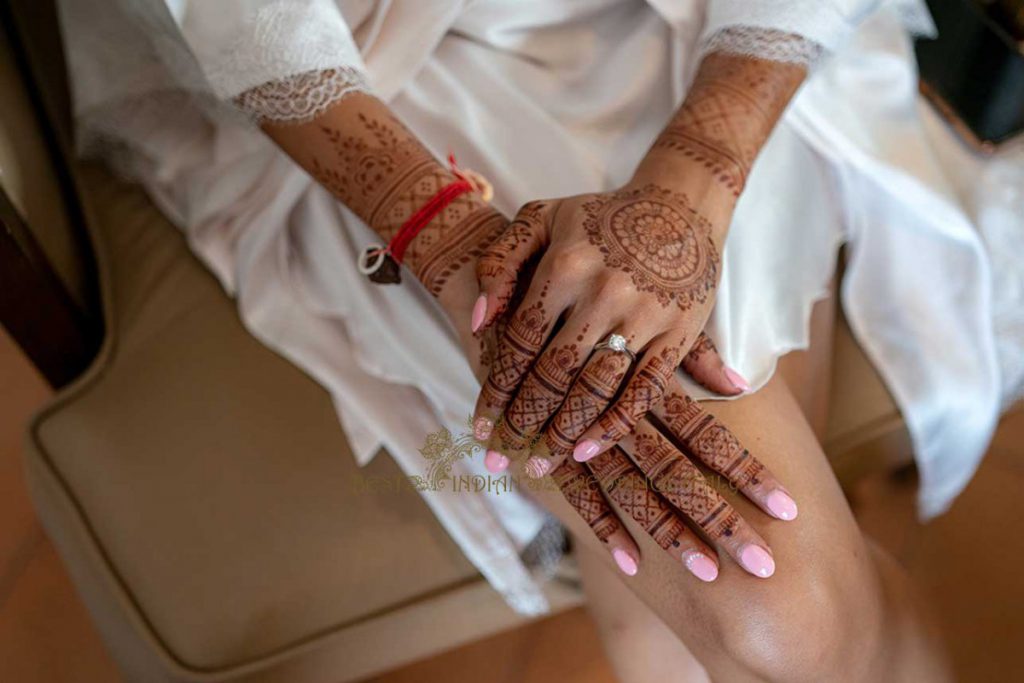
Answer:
594;333;637;362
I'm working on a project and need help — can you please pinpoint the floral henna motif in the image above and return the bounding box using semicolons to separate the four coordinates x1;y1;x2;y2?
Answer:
596;346;681;445
653;53;804;197
551;459;619;543
581;185;719;311
586;448;690;550
544;353;632;457
657;391;765;491
312;113;499;294
632;430;741;540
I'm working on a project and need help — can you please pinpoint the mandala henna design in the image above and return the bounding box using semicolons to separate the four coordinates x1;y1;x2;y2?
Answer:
632;430;741;540
581;185;719;311
544;352;632;457
312;113;500;294
658;391;765;491
551;459;619;543
586;448;690;550
652;53;804;197
597;346;680;445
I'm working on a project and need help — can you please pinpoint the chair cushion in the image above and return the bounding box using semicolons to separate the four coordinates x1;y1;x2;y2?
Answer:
29;165;479;670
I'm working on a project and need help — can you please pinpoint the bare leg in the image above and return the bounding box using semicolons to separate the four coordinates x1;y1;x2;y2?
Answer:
532;292;949;681
775;280;837;441
575;292;842;683
578;544;710;683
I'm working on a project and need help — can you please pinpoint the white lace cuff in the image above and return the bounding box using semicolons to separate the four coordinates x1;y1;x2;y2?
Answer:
700;26;825;67
236;67;370;124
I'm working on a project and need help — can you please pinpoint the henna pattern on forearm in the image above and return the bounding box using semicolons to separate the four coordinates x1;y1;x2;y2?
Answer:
581;185;719;311
311;110;502;294
631;429;741;541
652;53;805;196
586;448;691;550
656;391;765;491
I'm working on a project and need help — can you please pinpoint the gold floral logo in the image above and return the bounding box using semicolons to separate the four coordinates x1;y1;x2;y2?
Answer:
415;417;483;490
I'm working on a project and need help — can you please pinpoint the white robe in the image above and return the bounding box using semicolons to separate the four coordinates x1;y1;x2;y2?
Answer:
57;0;1021;614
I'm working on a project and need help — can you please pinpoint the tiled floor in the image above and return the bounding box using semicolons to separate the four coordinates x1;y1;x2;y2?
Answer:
1;326;1022;682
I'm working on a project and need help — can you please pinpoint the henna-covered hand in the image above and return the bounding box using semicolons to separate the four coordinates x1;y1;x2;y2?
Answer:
469;51;804;468
256;73;799;582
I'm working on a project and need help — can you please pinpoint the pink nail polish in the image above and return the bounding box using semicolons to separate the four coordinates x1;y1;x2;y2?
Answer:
484;450;510;473
613;549;638;576
740;545;775;578
473;416;494;441
684;552;719;582
765;490;799;521
573;439;601;462
524;456;552;479
724;367;751;393
471;294;488;333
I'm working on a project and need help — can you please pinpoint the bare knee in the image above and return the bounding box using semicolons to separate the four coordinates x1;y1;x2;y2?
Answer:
712;544;886;682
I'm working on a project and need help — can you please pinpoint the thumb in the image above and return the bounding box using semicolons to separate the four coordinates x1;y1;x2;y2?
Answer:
681;332;751;396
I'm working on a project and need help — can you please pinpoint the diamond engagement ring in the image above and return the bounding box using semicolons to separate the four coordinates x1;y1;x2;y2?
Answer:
594;333;637;362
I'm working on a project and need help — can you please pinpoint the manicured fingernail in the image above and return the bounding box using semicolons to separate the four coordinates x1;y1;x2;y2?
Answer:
473;416;494;441
573;439;601;462
740;545;775;578
765;489;799;521
524;456;552;479
613;549;638;576
484;450;509;473
724;367;751;393
684;552;719;582
471;294;488;333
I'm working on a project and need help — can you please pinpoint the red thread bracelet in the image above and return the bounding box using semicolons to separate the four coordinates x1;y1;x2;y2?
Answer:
388;175;473;264
359;155;492;283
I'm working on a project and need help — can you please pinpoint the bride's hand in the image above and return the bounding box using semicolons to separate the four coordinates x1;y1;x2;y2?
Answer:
469;178;738;467
436;238;793;580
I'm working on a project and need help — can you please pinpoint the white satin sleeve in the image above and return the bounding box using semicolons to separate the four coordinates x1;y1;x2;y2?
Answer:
167;0;372;123
696;0;935;66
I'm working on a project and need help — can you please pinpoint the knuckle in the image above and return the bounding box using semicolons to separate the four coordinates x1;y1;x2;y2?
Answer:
517;199;550;222
594;273;637;303
546;245;592;279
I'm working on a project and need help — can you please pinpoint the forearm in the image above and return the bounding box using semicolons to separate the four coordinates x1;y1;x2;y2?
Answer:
259;91;503;302
631;52;806;235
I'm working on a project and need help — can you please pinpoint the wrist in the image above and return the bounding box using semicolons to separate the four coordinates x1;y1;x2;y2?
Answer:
625;155;737;239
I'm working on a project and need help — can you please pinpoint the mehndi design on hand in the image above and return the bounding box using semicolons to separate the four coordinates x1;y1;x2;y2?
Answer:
581;185;718;311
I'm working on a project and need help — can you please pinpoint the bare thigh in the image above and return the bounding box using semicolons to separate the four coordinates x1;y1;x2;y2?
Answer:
528;365;935;681
574;287;841;681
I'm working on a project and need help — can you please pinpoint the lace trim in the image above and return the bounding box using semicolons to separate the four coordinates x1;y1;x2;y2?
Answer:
700;26;826;68
235;67;370;125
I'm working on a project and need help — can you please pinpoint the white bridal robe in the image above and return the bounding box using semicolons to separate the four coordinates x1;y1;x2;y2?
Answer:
57;0;1023;614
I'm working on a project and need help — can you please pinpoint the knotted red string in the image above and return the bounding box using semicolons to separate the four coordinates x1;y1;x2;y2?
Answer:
384;154;479;265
